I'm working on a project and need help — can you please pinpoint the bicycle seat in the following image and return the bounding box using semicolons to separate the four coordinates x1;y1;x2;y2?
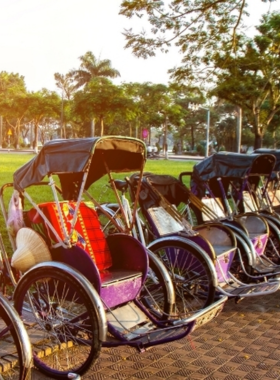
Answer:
114;179;129;192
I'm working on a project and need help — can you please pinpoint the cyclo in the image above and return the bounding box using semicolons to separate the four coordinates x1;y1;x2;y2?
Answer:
124;166;280;303
185;152;280;274
0;136;226;379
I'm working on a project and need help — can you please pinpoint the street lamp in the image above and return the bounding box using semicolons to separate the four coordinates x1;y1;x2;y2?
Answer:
189;103;210;157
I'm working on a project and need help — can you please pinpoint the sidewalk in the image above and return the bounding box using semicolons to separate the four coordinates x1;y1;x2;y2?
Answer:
167;153;205;161
149;153;205;161
19;291;280;379
79;293;280;379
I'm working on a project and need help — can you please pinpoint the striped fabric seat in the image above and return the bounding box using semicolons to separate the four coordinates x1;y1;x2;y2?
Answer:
27;201;112;271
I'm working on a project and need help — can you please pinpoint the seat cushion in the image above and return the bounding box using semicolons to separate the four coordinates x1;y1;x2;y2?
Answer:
27;201;112;270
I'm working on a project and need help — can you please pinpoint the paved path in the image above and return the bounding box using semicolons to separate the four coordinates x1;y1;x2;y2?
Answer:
28;292;280;379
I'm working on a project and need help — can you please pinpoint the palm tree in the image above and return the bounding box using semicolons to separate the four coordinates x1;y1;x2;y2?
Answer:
69;51;120;136
54;73;75;138
70;51;120;88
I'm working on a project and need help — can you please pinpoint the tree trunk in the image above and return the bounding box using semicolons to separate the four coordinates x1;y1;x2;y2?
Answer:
15;122;20;149
34;121;39;154
100;116;104;136
163;118;168;159
254;133;262;149
191;125;195;150
236;106;242;153
253;109;262;149
91;118;95;137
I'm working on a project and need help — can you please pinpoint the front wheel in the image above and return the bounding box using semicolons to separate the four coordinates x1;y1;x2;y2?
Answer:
148;238;216;319
13;264;103;379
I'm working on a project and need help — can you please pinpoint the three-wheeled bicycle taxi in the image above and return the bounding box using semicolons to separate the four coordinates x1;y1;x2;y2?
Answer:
185;152;280;274
0;136;226;379
122;162;280;303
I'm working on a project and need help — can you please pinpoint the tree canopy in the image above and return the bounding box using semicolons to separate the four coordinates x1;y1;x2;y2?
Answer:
120;0;277;82
211;11;280;148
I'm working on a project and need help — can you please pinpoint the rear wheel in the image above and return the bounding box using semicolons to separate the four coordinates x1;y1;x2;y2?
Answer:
0;295;32;380
139;252;173;319
148;239;216;318
13;266;102;379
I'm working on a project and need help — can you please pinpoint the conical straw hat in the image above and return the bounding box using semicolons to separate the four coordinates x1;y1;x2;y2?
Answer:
11;228;52;272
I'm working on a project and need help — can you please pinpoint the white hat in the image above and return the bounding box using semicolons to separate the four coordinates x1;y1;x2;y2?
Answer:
11;228;52;272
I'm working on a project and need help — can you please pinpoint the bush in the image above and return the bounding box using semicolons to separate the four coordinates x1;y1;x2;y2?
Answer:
196;143;205;156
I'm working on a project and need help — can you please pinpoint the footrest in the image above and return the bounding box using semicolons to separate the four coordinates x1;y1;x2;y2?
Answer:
171;295;228;329
253;257;280;275
105;302;194;349
218;280;280;297
191;296;227;330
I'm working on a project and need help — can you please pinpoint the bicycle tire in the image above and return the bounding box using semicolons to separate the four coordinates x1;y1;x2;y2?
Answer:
148;237;216;319
0;295;33;380
260;214;280;265
13;264;102;379
139;250;174;319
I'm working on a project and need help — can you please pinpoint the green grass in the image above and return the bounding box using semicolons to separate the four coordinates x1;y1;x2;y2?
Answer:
0;153;197;253
0;153;196;203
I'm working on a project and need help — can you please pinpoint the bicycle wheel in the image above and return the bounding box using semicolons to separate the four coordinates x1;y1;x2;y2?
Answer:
148;237;216;319
97;204;124;236
262;216;280;265
0;295;33;380
13;263;103;379
139;250;174;319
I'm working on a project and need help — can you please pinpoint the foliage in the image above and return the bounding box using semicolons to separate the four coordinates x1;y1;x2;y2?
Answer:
27;89;61;149
211;11;280;148
68;51;121;136
69;51;120;90
0;72;29;148
72;78;133;135
120;0;276;82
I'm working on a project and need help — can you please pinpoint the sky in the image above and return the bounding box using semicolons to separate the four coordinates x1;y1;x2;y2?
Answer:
0;0;278;93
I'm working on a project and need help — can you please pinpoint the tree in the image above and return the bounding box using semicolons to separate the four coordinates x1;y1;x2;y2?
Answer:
54;73;76;138
70;51;121;89
69;51;121;136
72;78;132;136
27;89;61;152
0;72;28;149
171;84;206;151
120;0;276;82
123;82;183;154
211;11;280;149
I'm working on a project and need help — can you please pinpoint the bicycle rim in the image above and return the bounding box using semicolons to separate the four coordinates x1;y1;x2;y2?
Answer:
13;267;101;379
150;240;215;318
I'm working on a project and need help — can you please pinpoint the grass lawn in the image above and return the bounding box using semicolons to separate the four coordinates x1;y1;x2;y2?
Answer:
0;153;197;193
0;153;198;253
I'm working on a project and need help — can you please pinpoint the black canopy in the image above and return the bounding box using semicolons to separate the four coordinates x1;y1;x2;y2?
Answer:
192;152;275;185
13;136;146;195
190;152;275;198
